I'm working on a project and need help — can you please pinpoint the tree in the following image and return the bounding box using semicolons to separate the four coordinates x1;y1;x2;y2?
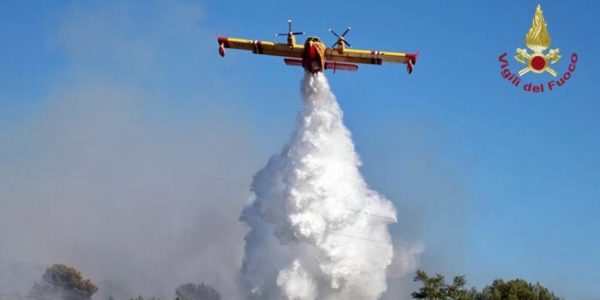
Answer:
175;283;221;300
411;269;471;300
479;279;560;300
31;264;98;300
411;270;561;300
447;275;470;300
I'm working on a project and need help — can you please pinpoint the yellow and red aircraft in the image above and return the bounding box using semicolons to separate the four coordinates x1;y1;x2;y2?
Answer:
217;20;418;74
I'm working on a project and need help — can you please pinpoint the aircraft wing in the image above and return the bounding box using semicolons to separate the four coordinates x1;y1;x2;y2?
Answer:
325;48;418;73
218;36;304;58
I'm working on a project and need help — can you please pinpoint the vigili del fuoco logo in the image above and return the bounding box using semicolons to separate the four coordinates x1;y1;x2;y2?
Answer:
498;4;578;93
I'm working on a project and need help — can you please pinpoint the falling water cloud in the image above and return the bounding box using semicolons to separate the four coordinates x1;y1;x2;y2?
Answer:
240;72;421;300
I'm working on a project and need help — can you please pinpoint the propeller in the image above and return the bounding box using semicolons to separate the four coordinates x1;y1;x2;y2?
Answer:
276;19;304;37
329;27;352;48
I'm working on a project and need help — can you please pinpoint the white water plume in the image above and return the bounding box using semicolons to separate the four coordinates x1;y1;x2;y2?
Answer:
240;72;406;300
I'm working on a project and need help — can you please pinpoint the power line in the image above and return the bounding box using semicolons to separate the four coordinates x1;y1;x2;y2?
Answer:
0;148;395;225
0;293;36;299
0;106;397;223
0;154;394;246
0;115;397;223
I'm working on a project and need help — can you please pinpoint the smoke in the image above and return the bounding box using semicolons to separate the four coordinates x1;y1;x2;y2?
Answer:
240;73;415;299
1;2;425;298
0;82;257;299
0;2;258;299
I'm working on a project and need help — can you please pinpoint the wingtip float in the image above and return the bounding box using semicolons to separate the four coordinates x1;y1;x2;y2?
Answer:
217;20;418;74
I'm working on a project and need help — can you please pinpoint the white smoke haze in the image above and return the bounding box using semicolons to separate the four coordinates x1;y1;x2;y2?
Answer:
0;2;428;299
387;242;425;279
0;82;258;299
0;2;257;299
240;73;420;300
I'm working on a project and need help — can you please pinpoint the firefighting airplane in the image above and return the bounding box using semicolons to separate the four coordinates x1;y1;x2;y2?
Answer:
217;20;418;74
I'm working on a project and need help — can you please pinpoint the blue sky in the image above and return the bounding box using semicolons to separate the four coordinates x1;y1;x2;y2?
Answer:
1;0;599;299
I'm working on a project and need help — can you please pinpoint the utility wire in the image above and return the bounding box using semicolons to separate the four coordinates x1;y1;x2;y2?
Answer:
0;105;397;221
0;114;397;223
0;154;394;246
0;293;36;299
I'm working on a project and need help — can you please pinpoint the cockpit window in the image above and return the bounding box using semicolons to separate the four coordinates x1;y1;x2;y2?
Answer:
309;37;321;42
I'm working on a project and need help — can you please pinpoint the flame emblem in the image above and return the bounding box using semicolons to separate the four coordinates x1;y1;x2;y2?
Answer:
514;5;561;76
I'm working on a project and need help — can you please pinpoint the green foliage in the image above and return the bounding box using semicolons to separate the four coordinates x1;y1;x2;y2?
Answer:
479;279;560;300
31;263;98;300
411;270;561;300
411;270;471;300
175;282;221;300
